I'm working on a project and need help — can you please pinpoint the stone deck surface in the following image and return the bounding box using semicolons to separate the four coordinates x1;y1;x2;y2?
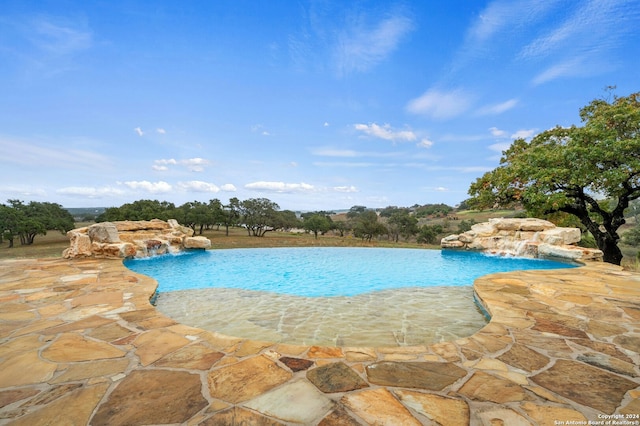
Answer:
0;257;639;425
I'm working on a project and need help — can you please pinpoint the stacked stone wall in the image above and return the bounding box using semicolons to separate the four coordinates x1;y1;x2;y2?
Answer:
441;218;603;262
63;219;211;259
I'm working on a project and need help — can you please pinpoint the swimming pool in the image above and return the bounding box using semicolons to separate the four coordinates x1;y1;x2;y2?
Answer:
125;247;577;346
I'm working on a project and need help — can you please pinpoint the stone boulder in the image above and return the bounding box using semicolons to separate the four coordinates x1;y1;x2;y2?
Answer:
63;219;210;259
441;218;603;262
184;236;212;249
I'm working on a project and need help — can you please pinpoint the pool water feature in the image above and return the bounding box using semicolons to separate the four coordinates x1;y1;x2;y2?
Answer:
125;247;577;347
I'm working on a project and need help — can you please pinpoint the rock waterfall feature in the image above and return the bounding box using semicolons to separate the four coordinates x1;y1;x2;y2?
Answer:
441;218;603;262
63;219;211;259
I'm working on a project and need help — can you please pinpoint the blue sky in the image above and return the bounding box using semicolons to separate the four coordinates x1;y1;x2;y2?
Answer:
1;1;639;211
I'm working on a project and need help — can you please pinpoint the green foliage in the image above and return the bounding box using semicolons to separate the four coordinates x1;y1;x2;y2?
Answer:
237;198;299;237
178;200;222;235
220;197;241;236
0;200;75;247
346;205;368;219
626;199;640;223
579;231;599;248
416;224;444;244
457;219;476;233
468;91;640;264
413;203;453;218
332;221;349;237
275;210;301;231
386;209;419;242
622;226;640;246
352;210;387;242
303;213;333;239
97;200;177;222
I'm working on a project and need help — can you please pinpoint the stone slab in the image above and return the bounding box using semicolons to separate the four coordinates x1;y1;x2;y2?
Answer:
531;359;638;414
207;355;293;404
366;361;467;390
91;369;207;425
306;362;369;393
244;379;334;424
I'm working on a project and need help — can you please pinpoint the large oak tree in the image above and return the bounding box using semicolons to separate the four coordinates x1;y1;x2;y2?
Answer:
468;91;640;265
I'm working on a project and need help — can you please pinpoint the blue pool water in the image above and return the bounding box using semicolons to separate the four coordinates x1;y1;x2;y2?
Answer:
124;247;577;297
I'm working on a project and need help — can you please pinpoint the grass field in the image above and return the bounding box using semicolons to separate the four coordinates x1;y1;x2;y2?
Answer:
1;212;638;270
0;226;439;261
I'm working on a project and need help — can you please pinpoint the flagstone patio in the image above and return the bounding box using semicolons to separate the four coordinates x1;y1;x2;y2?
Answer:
0;257;639;425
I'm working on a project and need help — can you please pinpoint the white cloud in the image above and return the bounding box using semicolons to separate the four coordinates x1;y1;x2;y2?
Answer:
156;128;166;134
323;122;330;127
245;181;316;193
0;137;112;170
251;124;270;136
311;147;403;159
488;142;512;153
56;186;124;198
0;185;47;197
153;158;209;172
520;1;639;84
434;187;449;192
122;180;172;193
29;17;93;55
220;184;237;192
416;138;433;149
333;185;358;193
531;58;585;85
311;148;359;157
177;181;220;193
334;12;414;76
152;158;177;171
406;88;472;120
489;127;508;137
354;123;417;143
511;129;536;140
134;127;144;136
438;133;487;142
520;0;633;60
155;158;178;165
180;157;210;172
476;99;518;115
313;161;376;168
467;1;557;44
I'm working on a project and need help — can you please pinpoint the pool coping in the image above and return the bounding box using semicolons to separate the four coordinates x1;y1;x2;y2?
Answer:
0;257;639;424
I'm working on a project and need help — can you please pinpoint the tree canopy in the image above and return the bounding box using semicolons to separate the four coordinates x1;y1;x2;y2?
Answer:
0;200;75;247
302;213;333;239
468;91;640;264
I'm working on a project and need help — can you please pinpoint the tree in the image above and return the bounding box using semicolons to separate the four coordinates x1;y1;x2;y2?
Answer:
626;199;640;224
622;225;640;246
352;210;387;242
457;219;476;233
0;200;75;246
97;200;176;222
346;205;368;219
0;203;21;247
239;198;281;237
221;197;241;236
386;209;418;242
303;213;333;239
274;210;301;231
178;201;213;235
414;203;453;218
416;224;444;244
468;91;640;264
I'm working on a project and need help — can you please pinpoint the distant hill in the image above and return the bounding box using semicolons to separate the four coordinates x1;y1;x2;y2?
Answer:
65;207;106;220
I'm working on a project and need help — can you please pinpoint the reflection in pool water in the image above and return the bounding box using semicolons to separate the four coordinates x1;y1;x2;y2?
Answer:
125;248;576;347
